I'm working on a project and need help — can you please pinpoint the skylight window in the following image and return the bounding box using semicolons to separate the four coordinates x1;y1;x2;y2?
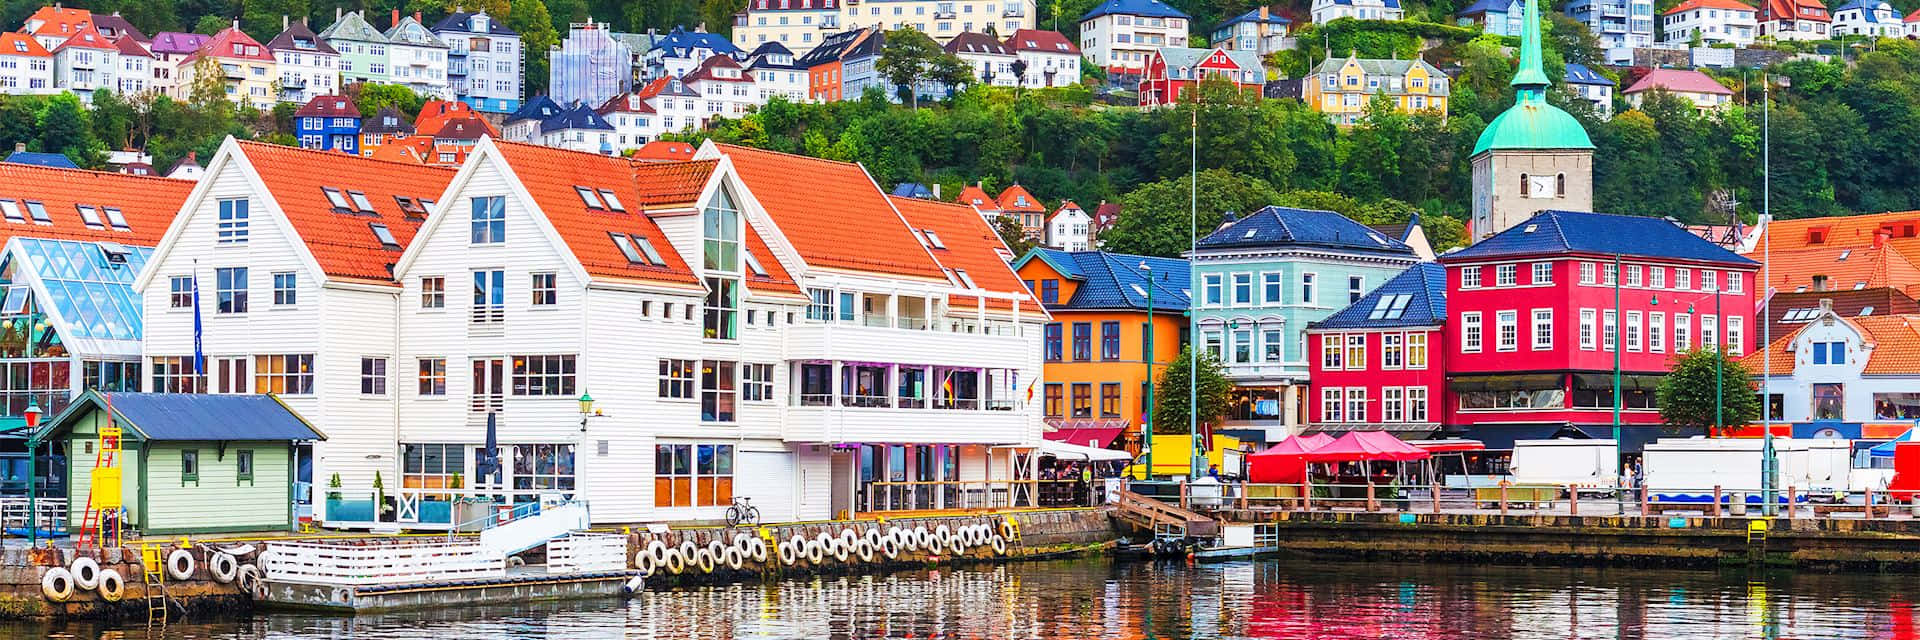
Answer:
1838;249;1852;261
610;232;646;264
97;241;130;263
576;186;604;210
395;195;428;218
922;229;946;249
322;187;352;211
1861;306;1876;316
369;222;401;250
347;190;375;213
1856;282;1868;290
76;205;103;229
743;248;769;276
0;200;21;224
598;189;626;212
954;269;978;289
103;207;128;231
634;235;666;265
25;201;49;224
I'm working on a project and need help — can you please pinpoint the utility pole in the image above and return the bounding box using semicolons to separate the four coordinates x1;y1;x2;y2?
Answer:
1612;255;1624;514
1142;262;1156;480
1189;106;1204;480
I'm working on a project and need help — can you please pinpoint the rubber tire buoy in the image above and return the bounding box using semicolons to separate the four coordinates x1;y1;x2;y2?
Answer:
839;528;859;550
69;557;100;590
1001;519;1018;541
805;538;826;564
647;540;670;564
733;533;754;550
856;538;876;563
254;550;276;573
635;551;657;575
935;525;953;549
948;532;966;556
237;565;261;595
886;527;905;549
991;535;1008;556
166;549;196;581
41;567;73;602
695;548;716;574
707;540;729;565
831;537;851;563
747;536;769;563
880;536;901;560
97;568;125;602
723;545;745;571
902;527;921;552
913;527;931;551
678;541;699;565
210;552;239;584
864;528;882;550
779;539;801;566
663;548;686;575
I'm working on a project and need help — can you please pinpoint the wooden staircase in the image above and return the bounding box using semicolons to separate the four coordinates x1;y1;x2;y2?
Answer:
1112;489;1218;539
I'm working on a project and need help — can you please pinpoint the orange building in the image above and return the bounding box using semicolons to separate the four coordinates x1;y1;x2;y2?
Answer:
1014;248;1190;452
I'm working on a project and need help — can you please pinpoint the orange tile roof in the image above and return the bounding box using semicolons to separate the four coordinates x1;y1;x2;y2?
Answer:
366;137;434;164
54;25;115;52
1754;212;1920;293
715;143;946;280
995;184;1045;212
235;141;455;285
0;33;51;58
632;141;694;162
890;195;1042;311
416;101;499;139
630;159;716;208
955;184;995;209
490;141;702;287
743;225;803;296
25;6;92;38
1759;244;1920;296
1744;313;1920;375
187;26;272;62
0;162;192;246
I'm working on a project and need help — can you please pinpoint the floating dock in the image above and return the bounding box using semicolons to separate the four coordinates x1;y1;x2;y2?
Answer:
260;570;636;614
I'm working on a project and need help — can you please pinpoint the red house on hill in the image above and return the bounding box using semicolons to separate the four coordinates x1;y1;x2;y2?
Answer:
1438;210;1761;451
1306;263;1450;435
1138;46;1265;108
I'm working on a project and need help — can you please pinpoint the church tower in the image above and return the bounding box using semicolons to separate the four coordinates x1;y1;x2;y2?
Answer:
1469;0;1596;242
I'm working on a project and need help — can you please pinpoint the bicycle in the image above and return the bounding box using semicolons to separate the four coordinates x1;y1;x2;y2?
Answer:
725;496;760;527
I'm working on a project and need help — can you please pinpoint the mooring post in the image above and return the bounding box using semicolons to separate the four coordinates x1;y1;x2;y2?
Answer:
1366;481;1377;512
1640;483;1650;517
1301;480;1311;511
1866;487;1876;520
1499;481;1509;517
1239;480;1248;511
1569;485;1579;516
1180;481;1189;511
1786;486;1796;520
1712;485;1723;518
1431;481;1441;514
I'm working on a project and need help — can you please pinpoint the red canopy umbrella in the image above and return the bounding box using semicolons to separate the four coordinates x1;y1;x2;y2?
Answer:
1299;431;1433;463
1246;434;1336;483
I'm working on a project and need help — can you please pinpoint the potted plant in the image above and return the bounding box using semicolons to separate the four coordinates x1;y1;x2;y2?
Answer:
374;471;394;522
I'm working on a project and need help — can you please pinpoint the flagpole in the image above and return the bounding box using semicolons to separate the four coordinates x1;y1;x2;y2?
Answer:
1761;74;1777;515
1188;103;1203;479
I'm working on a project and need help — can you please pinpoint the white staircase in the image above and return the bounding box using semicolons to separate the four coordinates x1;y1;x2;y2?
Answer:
477;501;591;556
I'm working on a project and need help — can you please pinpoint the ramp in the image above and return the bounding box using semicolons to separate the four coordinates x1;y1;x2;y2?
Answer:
477;501;590;556
1112;489;1218;538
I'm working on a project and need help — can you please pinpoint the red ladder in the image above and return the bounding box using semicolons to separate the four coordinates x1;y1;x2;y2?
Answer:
76;394;123;550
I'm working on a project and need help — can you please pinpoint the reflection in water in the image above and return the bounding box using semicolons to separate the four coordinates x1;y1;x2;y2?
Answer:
6;558;1912;639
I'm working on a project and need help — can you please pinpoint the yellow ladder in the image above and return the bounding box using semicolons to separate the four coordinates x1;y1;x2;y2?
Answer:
139;543;170;625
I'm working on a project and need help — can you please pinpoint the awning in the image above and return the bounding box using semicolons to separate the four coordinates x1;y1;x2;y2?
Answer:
1447;374;1563;392
1036;440;1132;462
1306;422;1439;435
1445;424;1588;451
1043;423;1127;448
1570;373;1665;390
1411;439;1486;453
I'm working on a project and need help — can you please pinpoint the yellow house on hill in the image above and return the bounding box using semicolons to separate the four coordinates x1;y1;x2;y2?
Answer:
1303;53;1450;125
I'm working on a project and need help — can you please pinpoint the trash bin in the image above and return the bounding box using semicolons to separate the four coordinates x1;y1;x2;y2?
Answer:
454;497;496;532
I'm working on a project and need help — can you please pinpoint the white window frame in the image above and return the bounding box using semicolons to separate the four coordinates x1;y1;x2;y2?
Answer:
1461;266;1481;289
1579;262;1596;285
1675;313;1692;351
1625;311;1643;352
1580;308;1597;351
1461;312;1482;353
1726;316;1743;355
1532;262;1552;285
1406;333;1428;369
1603;309;1617;352
1495;263;1517;287
1650;312;1666;353
1344;387;1367;423
1495;310;1518;352
1531;308;1553;350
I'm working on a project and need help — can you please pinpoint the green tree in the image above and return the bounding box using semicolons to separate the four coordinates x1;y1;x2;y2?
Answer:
242;0;312;42
352;83;427;119
991;214;1038;257
1099;169;1282;258
37;93;99;167
1151;346;1234;436
876;29;970;107
507;0;559;95
193;14;230;35
1657;349;1760;435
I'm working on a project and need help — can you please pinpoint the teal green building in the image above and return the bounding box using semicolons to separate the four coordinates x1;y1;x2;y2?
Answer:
1188;206;1421;443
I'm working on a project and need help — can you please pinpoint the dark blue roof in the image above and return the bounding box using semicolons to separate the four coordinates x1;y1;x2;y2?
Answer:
1442;210;1760;266
431;12;519;36
39;392;323;442
1080;0;1191;22
653;26;741;57
891;183;935;199
1195;206;1416;256
5;152;78;169
1015;248;1190;311
1456;0;1517;15
1564;63;1614;86
1326;0;1402;7
506;95;563;124
1214;7;1291;30
1311;263;1447;330
541;104;613;133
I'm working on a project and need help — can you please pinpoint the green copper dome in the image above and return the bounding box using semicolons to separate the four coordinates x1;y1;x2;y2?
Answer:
1471;0;1594;156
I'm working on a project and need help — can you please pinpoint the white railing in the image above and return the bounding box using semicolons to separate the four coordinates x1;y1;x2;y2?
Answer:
546;532;626;573
262;539;506;586
0;497;68;533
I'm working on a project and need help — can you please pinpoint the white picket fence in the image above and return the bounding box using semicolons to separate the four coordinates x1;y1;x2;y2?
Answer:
262;540;507;586
546;532;627;573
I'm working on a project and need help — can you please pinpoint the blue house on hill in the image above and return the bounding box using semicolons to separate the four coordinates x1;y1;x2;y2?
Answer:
293;94;362;154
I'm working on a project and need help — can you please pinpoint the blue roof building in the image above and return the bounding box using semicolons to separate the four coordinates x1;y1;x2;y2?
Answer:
1013;249;1191;438
644;26;743;81
1445;210;1758;267
1080;0;1193;21
1456;0;1525;36
1189;206;1421;438
537;104;617;155
1311;263;1447;331
1209;7;1294;57
292;94;361;154
1563;62;1616;118
4;151;78;169
431;11;524;113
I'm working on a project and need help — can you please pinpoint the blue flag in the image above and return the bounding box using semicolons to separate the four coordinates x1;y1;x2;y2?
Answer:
191;268;204;377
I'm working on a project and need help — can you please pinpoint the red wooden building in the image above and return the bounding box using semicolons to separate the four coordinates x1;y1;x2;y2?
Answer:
1137;46;1265;108
1306;263;1450;435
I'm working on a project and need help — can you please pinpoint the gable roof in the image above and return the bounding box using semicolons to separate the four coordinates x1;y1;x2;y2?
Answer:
890;196;1040;310
540;104;614;134
1760;0;1830;20
1665;0;1756;15
1081;0;1192;21
1442;210;1759;266
1763;244;1920;296
652;26;742;59
113;35;151;58
267;19;339;55
484;141;707;287
25;6;92;39
1311;54;1442;81
683;54;752;83
715;143;946;280
426;113;495;140
383;15;449;48
956;184;996;209
1744;312;1920;376
317;11;389;44
947;31;1012;56
506;95;564;124
39;391;323;443
92;13;147;43
633;141;696;162
148;32;210;55
1457;0;1520;16
229;140;456;285
1753;212;1920;279
1311;263;1447;330
1196;206;1416;257
367;137;435;164
362;107;414;135
1017;248;1191;311
795;28;873;68
1763;287;1920;349
294;94;360;118
0;33;51;58
54;25;115;52
189;26;273;62
996;184;1045;212
1215;6;1294;27
1563;63;1613;86
1154;46;1264;75
1004;29;1080;55
5;151;78;168
431;11;519;36
1624;68;1732;95
0;162;192;245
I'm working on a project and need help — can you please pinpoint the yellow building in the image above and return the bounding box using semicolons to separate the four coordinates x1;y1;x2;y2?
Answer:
1303;53;1450;125
173;25;278;111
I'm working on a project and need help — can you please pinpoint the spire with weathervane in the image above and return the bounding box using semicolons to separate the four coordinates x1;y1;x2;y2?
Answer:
1467;0;1596;243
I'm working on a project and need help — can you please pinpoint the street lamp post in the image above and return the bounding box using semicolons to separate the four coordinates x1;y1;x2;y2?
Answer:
23;398;41;546
578;392;604;431
1612;256;1623;513
1141;262;1156;480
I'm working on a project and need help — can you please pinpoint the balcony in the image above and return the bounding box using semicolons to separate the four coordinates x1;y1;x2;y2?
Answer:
785;403;1030;444
781;322;1031;371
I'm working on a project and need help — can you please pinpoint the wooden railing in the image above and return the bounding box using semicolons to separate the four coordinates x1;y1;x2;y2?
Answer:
546;532;627;573
262;539;506;586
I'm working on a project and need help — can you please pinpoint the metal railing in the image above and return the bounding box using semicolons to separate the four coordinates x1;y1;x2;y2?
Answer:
862;480;1038;512
546;532;627;573
0;496;66;534
262;538;505;586
1142;479;1920;520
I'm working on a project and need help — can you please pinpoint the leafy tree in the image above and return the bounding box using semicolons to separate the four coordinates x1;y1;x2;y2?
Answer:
991;215;1038;257
38;93;99;167
242;0;312;42
351;82;427;119
876;29;970;107
194;15;230;35
1099;169;1282;258
507;0;559;95
1151;346;1234;436
1657;349;1760;436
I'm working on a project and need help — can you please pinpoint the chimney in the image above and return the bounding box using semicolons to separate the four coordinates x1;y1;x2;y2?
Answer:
336;7;342;22
232;18;239;31
13;143;23;153
933;184;941;199
283;15;289;30
697;22;707;33
392;9;400;29
1259;5;1269;19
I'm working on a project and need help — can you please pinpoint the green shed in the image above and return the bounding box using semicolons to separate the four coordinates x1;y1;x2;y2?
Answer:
33;391;325;535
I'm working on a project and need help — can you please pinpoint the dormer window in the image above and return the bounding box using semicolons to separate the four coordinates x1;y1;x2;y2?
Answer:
347;191;375;213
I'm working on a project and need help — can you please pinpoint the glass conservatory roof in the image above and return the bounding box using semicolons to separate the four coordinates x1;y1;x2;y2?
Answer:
6;238;151;353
